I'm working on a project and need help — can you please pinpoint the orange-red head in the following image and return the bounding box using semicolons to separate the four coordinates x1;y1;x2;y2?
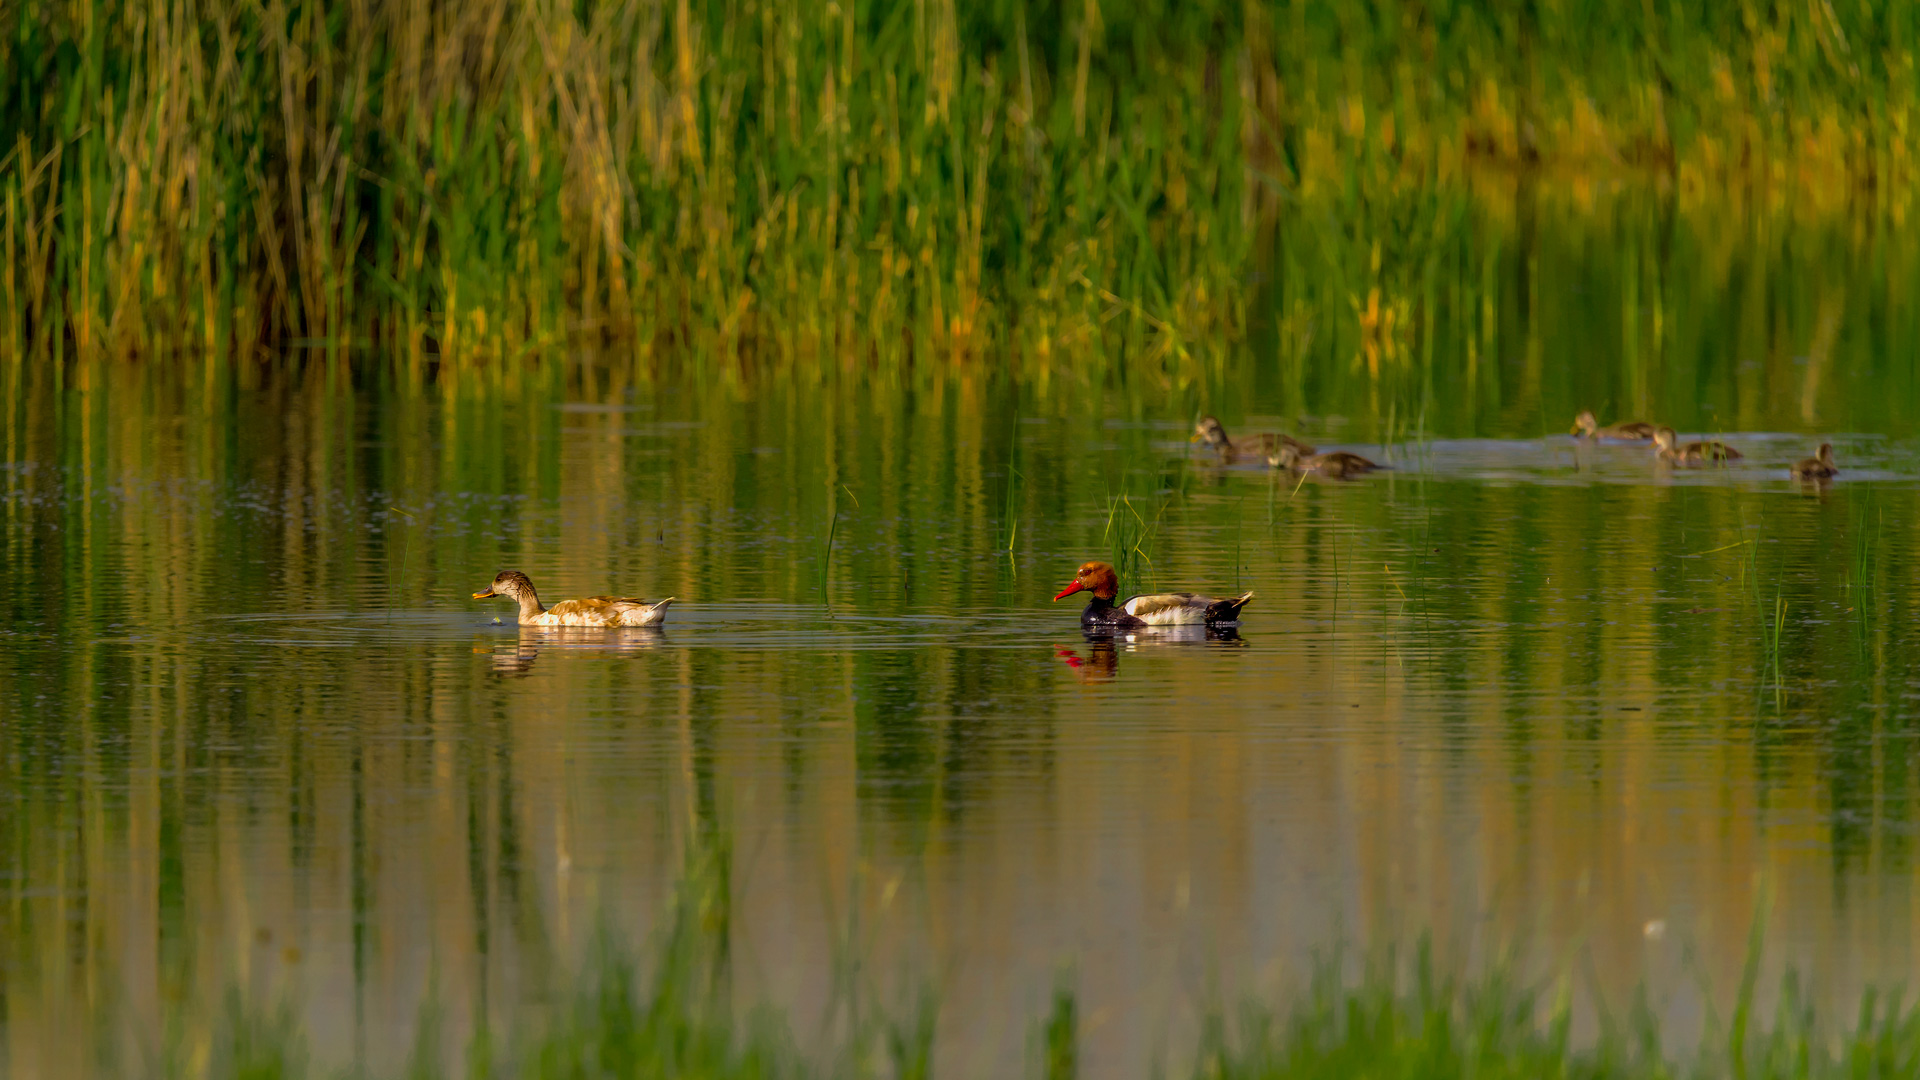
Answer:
1053;561;1120;602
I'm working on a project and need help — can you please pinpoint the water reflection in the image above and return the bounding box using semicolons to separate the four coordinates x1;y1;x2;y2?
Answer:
6;190;1920;1078
1055;627;1248;682
483;627;668;675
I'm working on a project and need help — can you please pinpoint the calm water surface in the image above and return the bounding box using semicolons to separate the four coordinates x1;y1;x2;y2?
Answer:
7;208;1920;1077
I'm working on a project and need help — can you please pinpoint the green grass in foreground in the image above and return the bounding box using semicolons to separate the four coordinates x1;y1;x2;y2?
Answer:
177;837;1920;1080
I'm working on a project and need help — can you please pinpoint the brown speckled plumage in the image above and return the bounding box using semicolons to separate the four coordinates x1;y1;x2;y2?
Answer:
473;570;674;627
1193;416;1315;462
1267;444;1382;479
1653;427;1743;465
1789;443;1838;480
1572;411;1656;440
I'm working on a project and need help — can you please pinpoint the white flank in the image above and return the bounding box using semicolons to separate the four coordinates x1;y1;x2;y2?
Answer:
1122;594;1209;625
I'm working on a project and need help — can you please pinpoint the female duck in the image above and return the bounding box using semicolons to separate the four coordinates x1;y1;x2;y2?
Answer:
1194;416;1314;462
1652;427;1743;465
1571;411;1656;440
473;570;674;627
1789;443;1838;480
1268;443;1381;479
1053;561;1252;630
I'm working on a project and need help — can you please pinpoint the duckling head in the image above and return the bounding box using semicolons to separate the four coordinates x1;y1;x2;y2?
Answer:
1571;410;1598;437
1818;442;1835;465
1652;427;1678;452
1192;416;1230;448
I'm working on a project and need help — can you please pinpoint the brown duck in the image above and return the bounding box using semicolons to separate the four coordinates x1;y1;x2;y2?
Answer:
1572;410;1656;441
473;570;674;627
1267;443;1382;479
1653;427;1743;465
1789;443;1838;480
1193;416;1314;462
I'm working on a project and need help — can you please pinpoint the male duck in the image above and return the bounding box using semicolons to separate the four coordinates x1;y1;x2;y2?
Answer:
1053;561;1252;630
473;570;674;627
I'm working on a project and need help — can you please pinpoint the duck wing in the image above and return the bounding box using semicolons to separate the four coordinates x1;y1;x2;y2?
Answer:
585;595;675;627
1602;421;1656;439
541;598;622;626
1121;591;1253;625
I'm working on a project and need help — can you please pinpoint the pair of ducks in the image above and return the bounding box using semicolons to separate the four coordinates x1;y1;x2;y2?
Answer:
1193;416;1381;479
475;561;1254;634
1571;411;1838;478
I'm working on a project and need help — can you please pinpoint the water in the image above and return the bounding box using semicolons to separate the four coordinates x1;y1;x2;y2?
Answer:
6;209;1920;1077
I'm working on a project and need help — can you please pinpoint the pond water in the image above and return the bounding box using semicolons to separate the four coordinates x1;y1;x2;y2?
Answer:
6;200;1920;1077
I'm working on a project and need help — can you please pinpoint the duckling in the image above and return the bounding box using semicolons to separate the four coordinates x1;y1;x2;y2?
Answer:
1193;416;1315;462
1789;443;1838;480
1267;443;1382;479
1653;427;1743;465
473;570;673;627
1571;410;1657;441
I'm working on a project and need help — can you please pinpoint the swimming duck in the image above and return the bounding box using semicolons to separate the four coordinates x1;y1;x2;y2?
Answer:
1193;416;1315;462
1267;443;1382;479
1652;427;1743;465
1789;443;1838;480
1053;561;1252;630
1572;410;1657;440
473;570;674;627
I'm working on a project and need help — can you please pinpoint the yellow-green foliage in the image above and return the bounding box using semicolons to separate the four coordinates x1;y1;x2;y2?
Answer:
0;0;1913;372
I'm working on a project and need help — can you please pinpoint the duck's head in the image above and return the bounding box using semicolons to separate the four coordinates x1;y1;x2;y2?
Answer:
1571;410;1598;436
474;570;538;602
1192;416;1230;448
1267;444;1304;469
1652;427;1678;451
1054;561;1120;602
1818;442;1835;464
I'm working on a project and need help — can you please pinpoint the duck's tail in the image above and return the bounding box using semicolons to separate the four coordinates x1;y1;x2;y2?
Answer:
1206;592;1253;623
619;597;674;626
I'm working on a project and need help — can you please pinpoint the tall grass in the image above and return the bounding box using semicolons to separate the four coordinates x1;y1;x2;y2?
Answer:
2;0;1916;374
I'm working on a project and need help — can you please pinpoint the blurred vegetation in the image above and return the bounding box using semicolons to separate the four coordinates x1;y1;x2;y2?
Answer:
170;837;1920;1079
0;0;1913;376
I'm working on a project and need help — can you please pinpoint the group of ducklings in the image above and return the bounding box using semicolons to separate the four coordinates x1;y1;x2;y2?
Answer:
1193;416;1382;479
1195;412;1840;482
1571;410;1838;479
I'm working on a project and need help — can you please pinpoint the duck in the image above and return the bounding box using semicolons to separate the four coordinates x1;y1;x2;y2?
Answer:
1652;426;1743;465
1789;443;1838;480
1571;410;1657;440
1193;416;1315;462
473;570;674;627
1052;561;1252;630
1267;443;1382;479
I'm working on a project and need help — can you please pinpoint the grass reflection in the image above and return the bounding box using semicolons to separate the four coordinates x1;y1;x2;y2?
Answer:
174;839;1920;1079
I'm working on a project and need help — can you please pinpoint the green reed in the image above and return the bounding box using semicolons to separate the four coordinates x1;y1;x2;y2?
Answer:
3;0;1917;377
175;874;1920;1080
1038;978;1078;1080
1103;493;1158;597
1002;419;1023;557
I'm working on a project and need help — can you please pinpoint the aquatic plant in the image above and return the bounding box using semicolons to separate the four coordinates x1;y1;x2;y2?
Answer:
3;0;1916;376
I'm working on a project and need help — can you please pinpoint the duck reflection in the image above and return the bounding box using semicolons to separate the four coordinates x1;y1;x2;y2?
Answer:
482;626;667;675
1054;625;1244;682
